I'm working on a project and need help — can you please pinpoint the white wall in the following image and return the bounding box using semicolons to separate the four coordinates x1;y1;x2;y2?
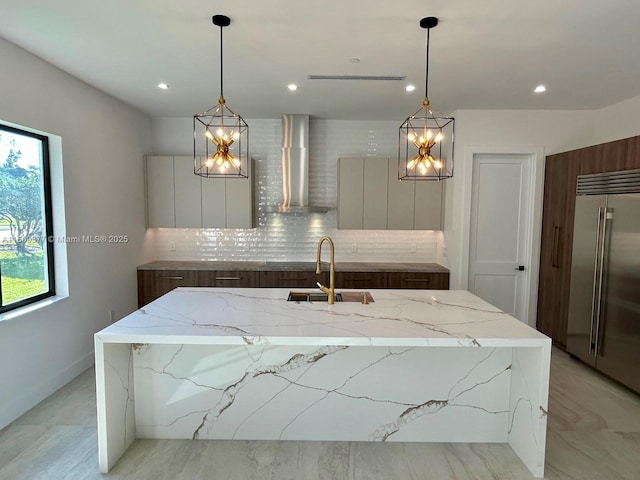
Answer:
593;94;640;145
0;37;152;428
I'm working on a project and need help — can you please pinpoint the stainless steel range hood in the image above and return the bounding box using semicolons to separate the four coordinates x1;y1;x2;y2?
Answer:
266;114;328;213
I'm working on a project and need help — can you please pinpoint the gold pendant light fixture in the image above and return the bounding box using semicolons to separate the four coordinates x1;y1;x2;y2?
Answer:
399;17;454;181
194;15;249;178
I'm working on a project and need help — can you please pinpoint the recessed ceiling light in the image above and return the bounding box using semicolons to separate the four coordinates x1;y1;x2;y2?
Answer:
405;84;416;92
534;85;546;93
287;84;298;91
158;83;169;90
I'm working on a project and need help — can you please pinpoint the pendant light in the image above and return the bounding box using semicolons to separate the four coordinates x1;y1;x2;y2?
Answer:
194;15;249;178
398;17;454;181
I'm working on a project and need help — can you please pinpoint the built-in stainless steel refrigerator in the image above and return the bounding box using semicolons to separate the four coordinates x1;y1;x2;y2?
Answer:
567;169;640;394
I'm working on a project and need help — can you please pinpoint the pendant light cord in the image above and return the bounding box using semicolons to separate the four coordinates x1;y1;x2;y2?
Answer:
219;24;224;97
425;27;430;100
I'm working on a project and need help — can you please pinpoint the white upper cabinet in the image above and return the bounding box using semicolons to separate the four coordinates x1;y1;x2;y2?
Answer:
363;157;389;229
202;158;255;229
337;157;443;230
338;158;364;229
173;156;202;228
146;155;175;227
201;175;226;228
414;178;444;230
146;156;255;229
387;159;415;230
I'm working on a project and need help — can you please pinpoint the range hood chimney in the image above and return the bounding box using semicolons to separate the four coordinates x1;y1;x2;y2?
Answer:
266;114;328;213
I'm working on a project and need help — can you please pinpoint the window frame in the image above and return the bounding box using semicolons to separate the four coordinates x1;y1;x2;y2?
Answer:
0;122;56;313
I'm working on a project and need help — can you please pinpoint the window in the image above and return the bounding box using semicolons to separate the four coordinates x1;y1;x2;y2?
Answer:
0;123;55;313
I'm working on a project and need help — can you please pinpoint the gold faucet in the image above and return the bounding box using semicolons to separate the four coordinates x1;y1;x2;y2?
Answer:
316;236;335;304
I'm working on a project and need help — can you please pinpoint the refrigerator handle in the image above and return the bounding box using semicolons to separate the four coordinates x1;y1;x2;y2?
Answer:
595;207;613;357
589;207;604;354
594;207;610;357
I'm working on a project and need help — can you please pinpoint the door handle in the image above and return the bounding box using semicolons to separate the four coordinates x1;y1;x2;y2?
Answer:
514;265;525;271
551;226;561;268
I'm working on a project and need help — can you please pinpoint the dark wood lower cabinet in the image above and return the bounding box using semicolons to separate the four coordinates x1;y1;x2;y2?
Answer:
387;272;449;289
138;267;450;307
197;271;260;288
259;270;327;288
137;270;198;307
334;272;388;289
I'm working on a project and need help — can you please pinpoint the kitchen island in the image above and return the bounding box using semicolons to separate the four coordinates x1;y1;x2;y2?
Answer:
95;288;550;477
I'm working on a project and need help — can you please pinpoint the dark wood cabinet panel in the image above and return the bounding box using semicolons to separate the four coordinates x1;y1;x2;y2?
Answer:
626;136;640;169
387;272;449;289
537;135;640;349
137;270;198;307
197;271;260;288
138;264;450;308
536;152;579;348
259;271;327;288
335;272;388;289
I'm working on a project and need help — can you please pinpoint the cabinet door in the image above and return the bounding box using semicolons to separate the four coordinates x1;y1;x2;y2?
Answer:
363;158;389;229
259;270;327;288
146;156;175;227
225;159;255;228
338;158;364;229
387;161;415;230
536;152;578;348
387;272;449;289
174;156;202;228
335;272;388;289
198;271;260;288
414;181;444;230
201;172;226;228
137;270;198;307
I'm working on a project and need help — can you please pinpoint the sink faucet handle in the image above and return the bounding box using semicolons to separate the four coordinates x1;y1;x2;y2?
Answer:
317;281;329;294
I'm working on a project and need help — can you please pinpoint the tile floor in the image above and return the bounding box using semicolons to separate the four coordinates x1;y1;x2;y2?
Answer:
0;348;639;479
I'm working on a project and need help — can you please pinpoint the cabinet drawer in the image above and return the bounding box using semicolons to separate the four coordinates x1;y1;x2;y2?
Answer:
335;272;388;289
197;271;260;288
387;272;449;289
137;270;198;307
259;271;327;288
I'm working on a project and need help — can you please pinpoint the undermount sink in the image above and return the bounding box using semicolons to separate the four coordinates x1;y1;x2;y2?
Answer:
287;292;342;302
287;291;374;303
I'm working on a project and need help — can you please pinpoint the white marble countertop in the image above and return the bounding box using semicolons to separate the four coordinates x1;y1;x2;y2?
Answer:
96;288;549;348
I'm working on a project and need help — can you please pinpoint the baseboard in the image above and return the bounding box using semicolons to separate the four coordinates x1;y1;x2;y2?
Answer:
0;352;95;430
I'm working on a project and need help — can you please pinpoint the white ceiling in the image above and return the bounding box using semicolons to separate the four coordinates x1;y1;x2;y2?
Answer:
1;0;640;120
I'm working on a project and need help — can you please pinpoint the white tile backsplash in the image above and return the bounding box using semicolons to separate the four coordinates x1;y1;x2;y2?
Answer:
149;118;443;263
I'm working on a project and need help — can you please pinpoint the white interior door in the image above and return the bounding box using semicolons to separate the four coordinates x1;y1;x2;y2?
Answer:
468;154;531;321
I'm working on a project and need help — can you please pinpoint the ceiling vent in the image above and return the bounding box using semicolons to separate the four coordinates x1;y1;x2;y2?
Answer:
307;75;406;81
